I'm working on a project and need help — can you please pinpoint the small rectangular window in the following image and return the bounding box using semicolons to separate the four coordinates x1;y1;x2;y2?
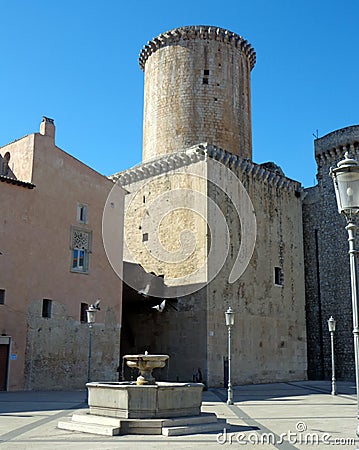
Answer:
42;299;52;318
203;78;208;85
72;248;87;271
274;267;283;286
77;204;88;224
142;233;149;242
204;69;210;75
0;289;5;305
80;302;88;323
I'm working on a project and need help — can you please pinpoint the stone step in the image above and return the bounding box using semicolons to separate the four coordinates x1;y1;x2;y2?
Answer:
162;421;227;436
162;413;218;427
71;412;121;427
57;420;120;436
58;413;229;437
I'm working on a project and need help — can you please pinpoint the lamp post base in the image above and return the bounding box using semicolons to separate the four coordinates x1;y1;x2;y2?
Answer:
227;384;233;405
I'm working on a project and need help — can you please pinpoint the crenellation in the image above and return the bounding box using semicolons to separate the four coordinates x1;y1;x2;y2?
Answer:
262;170;270;182
246;164;255;176
139;25;256;71
112;144;300;194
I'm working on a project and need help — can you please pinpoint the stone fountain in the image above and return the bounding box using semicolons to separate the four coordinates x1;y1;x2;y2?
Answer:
124;351;169;385
58;353;228;436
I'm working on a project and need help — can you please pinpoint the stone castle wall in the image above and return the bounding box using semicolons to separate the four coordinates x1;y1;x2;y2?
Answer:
114;144;307;386
303;125;359;380
205;147;306;385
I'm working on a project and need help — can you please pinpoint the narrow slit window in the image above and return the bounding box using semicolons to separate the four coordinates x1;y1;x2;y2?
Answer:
203;78;208;85
77;204;88;224
274;267;283;286
143;233;149;242
42;299;52;318
0;289;5;305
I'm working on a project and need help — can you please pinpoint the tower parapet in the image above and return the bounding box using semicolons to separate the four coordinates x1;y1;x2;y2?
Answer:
139;26;256;71
139;26;256;162
315;125;359;181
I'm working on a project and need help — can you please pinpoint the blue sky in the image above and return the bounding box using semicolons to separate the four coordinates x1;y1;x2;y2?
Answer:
0;1;358;187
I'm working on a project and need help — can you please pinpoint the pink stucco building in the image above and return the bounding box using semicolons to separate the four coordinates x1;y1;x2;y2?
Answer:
0;117;125;390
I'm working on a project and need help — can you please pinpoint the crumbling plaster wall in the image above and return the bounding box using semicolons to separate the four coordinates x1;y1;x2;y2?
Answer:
26;300;120;390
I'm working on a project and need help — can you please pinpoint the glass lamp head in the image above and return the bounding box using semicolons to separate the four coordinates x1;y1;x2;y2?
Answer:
86;305;97;325
225;306;234;327
330;152;359;216
327;316;336;332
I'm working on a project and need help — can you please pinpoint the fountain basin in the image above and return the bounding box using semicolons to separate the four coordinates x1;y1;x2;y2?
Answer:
87;381;204;419
123;353;169;385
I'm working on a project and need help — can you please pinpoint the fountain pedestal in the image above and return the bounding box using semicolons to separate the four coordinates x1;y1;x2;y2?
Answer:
87;381;203;419
124;353;168;385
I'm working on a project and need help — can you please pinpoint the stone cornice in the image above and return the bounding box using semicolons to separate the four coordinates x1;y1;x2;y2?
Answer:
110;147;205;185
110;144;301;193
139;26;256;71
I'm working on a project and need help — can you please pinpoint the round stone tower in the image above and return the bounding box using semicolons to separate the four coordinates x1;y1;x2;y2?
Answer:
139;26;256;162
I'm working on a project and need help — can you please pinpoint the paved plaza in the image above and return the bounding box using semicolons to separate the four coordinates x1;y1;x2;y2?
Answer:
0;381;357;449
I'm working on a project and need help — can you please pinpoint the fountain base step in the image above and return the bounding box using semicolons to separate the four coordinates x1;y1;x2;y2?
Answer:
57;411;228;436
162;420;228;436
57;418;120;436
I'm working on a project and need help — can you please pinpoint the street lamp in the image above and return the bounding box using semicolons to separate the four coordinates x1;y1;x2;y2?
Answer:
225;306;235;405
327;316;337;396
86;304;98;385
330;151;359;438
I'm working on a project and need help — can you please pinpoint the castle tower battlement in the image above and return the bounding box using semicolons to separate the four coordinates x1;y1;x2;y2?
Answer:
111;143;300;193
315;125;359;180
140;26;256;162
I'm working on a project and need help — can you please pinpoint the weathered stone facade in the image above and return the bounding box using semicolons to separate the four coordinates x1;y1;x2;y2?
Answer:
303;126;359;381
140;26;255;162
111;25;307;387
113;142;306;386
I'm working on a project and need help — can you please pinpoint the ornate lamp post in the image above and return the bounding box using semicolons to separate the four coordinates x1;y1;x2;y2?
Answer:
86;304;98;385
327;316;337;395
225;306;235;405
330;151;359;439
